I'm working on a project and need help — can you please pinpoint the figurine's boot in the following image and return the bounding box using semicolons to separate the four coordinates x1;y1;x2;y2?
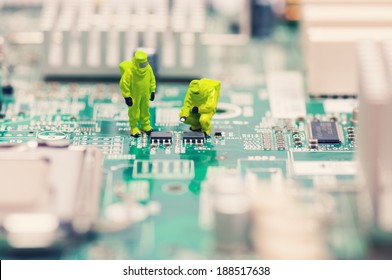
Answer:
130;127;141;137
141;125;153;134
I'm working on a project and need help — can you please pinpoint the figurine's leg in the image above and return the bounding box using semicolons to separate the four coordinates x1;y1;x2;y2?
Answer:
140;94;153;133
184;113;201;131
128;95;141;137
199;113;213;135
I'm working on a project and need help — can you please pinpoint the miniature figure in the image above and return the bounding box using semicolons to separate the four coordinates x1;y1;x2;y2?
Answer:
179;79;221;136
119;51;156;137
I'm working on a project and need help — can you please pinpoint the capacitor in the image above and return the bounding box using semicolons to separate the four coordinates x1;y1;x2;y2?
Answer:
295;140;302;146
351;107;359;124
209;171;250;254
309;139;318;149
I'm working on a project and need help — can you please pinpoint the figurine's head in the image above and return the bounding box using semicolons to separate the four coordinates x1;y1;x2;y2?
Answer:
189;80;200;95
132;51;149;74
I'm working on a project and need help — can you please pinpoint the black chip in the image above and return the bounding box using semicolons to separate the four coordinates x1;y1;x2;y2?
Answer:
310;121;340;144
182;131;205;142
2;84;14;95
214;131;223;137
150;131;172;143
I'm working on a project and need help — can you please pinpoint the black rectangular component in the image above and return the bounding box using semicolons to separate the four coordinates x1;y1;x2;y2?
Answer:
310;121;340;144
214;131;223;137
150;131;172;143
182;131;205;143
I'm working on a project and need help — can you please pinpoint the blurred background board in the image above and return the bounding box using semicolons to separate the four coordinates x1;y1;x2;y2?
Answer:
0;0;391;260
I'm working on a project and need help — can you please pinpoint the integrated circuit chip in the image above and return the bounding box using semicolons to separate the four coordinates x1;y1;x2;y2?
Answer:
182;131;205;143
150;131;172;144
214;130;223;137
309;121;341;144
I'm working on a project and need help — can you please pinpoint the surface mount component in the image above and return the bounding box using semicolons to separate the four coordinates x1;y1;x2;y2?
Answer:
309;139;318;149
309;121;341;144
150;131;172;144
182;131;205;144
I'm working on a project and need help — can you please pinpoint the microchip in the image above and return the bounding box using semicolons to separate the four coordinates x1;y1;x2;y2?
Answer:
150;131;172;143
310;121;341;144
214;130;223;137
182;131;205;143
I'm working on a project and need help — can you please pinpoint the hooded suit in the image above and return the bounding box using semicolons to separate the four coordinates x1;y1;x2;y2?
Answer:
180;79;221;135
119;51;156;136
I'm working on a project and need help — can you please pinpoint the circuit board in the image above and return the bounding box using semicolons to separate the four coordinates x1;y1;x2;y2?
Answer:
0;2;384;260
0;82;365;259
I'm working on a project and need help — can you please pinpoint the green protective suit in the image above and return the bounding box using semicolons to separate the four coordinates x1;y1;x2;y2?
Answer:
180;79;221;135
119;51;156;136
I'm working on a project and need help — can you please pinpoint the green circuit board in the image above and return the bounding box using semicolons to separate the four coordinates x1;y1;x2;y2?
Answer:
0;79;365;259
0;5;375;260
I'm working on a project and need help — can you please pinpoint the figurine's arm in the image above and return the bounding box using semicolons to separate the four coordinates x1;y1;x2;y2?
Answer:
149;67;157;101
198;89;215;114
180;90;193;118
150;67;156;93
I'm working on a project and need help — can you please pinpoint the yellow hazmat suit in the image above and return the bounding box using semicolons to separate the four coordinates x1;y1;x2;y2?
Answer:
119;51;156;137
179;79;221;135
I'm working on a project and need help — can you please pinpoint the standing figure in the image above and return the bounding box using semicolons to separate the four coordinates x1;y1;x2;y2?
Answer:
119;51;156;137
179;79;221;136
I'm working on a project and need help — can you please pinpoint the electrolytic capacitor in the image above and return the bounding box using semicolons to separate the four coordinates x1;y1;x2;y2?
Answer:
209;171;250;254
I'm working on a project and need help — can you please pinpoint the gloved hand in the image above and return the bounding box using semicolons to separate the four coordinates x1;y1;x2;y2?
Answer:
150;92;155;101
191;107;198;114
180;116;187;122
124;97;133;106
